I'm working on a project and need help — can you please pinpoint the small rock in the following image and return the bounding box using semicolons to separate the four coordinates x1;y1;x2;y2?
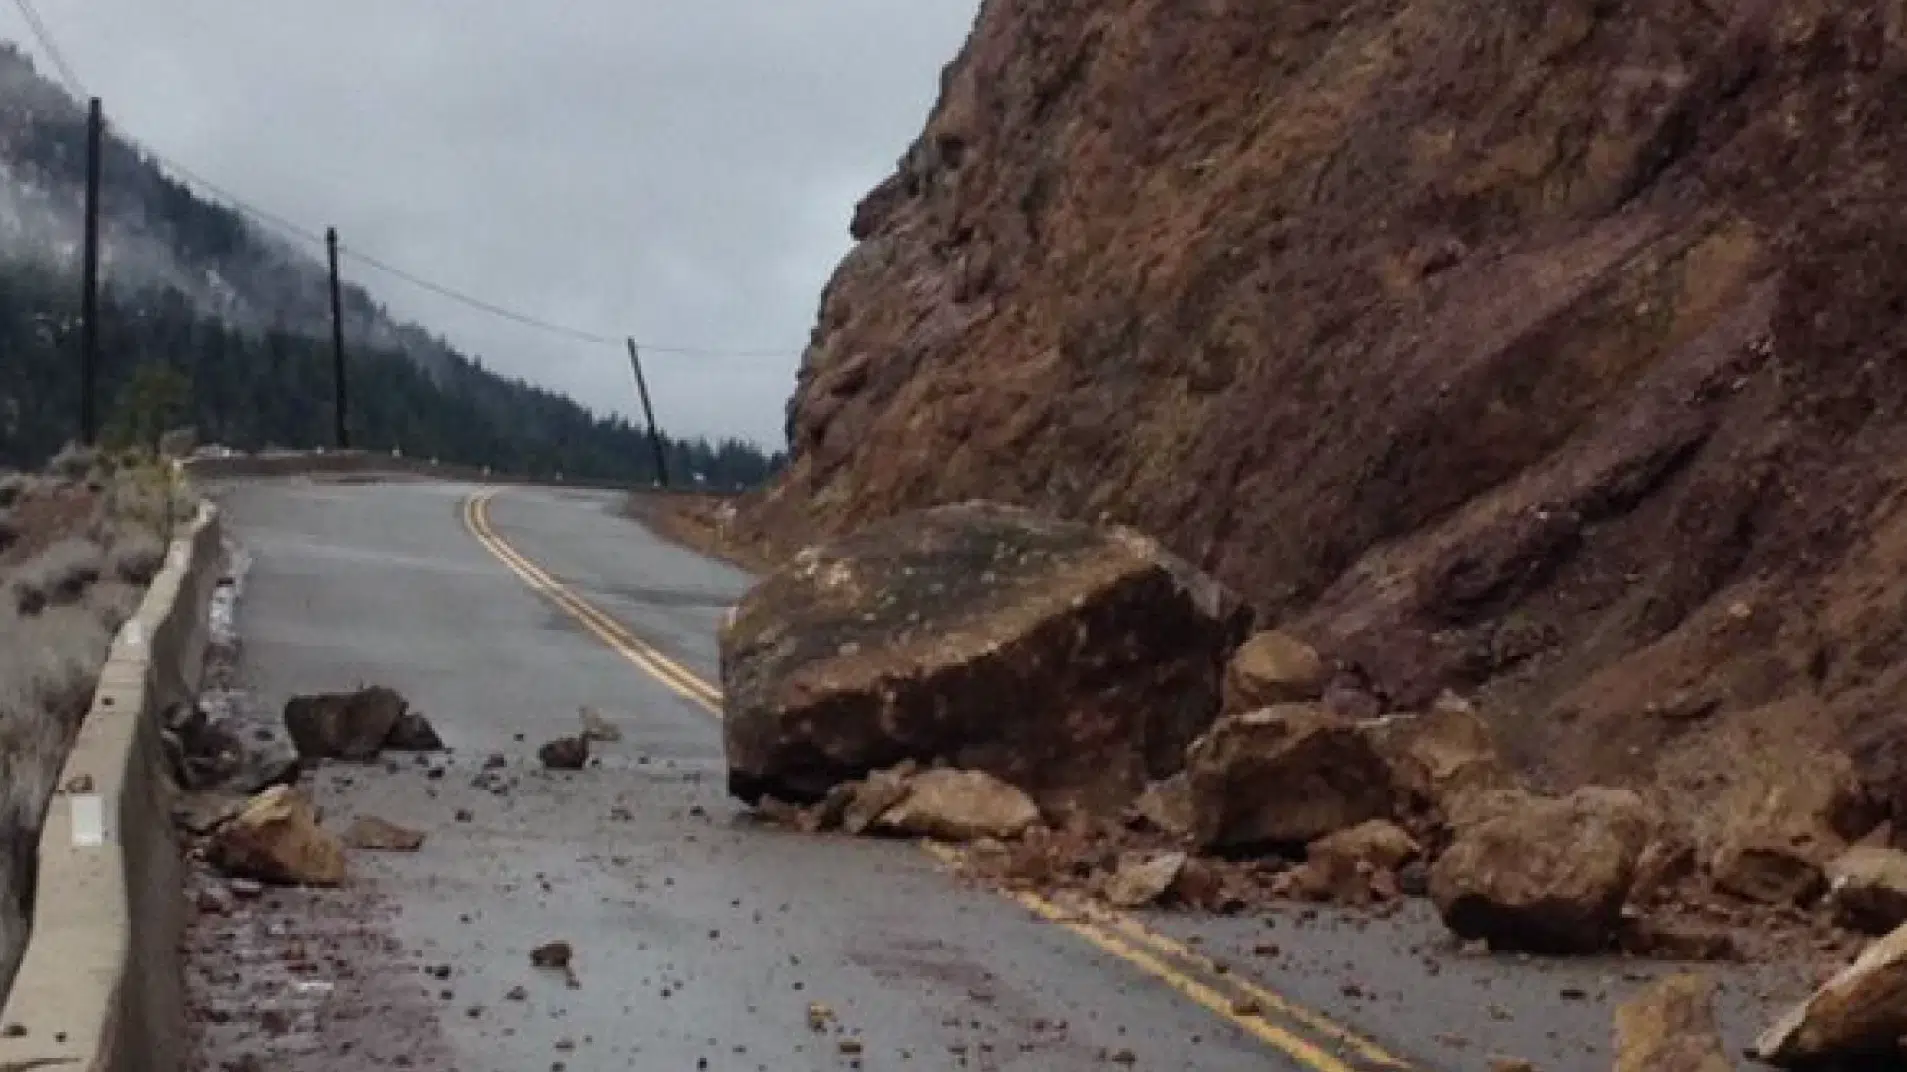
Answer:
385;710;446;751
342;815;427;852
1103;851;1188;908
538;736;590;771
1826;845;1907;935
531;941;573;970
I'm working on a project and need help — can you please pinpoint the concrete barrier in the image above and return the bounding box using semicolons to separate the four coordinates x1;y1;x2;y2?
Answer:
0;500;224;1072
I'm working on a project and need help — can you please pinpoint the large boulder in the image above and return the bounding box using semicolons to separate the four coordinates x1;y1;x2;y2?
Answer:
1702;747;1876;905
1754;922;1907;1066
1827;845;1907;935
1222;630;1326;712
1185;704;1393;851
1613;973;1731;1072
1428;787;1655;953
283;686;408;761
720;502;1250;815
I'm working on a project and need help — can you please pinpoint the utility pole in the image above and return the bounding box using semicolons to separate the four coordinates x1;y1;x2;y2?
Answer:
625;338;670;489
326;227;348;449
78;97;102;445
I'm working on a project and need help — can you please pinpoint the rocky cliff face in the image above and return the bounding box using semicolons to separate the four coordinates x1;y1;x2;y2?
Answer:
737;0;1907;800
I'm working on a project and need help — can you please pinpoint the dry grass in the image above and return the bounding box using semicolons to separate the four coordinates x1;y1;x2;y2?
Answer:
6;537;104;616
0;602;114;995
0;454;198;998
105;530;167;587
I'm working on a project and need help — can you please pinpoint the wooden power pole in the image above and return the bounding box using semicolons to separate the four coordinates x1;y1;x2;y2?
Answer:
78;97;102;444
625;338;670;489
326;227;349;449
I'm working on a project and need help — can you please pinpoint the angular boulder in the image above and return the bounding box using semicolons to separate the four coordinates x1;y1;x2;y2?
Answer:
720;502;1250;815
873;768;1042;843
1754;922;1907;1066
209;786;346;887
1428;787;1654;953
1711;836;1827;906
1185;704;1392;851
1132;772;1193;838
1827;846;1907;935
1308;819;1420;873
283;686;408;761
1222;630;1326;713
1613;973;1732;1072
1365;693;1516;819
1102;851;1188;908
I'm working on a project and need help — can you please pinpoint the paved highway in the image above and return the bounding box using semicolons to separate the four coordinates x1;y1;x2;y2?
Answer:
186;477;1810;1071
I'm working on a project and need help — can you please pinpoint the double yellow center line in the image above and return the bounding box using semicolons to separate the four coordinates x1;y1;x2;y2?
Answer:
462;490;1414;1072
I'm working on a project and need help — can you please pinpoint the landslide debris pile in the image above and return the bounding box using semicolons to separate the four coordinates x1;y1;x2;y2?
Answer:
727;0;1907;855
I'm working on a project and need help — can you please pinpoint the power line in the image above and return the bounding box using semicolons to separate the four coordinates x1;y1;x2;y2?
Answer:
3;4;800;364
12;0;81;98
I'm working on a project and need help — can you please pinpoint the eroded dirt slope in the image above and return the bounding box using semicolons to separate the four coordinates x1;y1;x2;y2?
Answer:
734;0;1907;804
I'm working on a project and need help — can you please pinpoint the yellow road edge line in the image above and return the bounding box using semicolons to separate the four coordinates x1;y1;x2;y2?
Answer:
458;490;1414;1072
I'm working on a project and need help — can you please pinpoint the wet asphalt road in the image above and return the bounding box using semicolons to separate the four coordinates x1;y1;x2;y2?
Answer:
194;477;1813;1072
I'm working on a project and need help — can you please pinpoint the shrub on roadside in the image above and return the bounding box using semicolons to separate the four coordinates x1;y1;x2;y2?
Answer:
105;529;167;586
7;538;104;616
0;473;28;510
44;442;98;484
83;579;144;634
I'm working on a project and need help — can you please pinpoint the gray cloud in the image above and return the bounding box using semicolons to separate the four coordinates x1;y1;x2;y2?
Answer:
13;1;980;446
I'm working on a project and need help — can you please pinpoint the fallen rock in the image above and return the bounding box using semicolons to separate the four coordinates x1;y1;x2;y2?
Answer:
579;706;623;743
1103;851;1188;908
283;686;408;761
530;941;573;970
343;816;427;852
874;768;1042;843
385;710;446;751
1754;921;1907;1066
1827;845;1907;935
1365;693;1516;819
1185;704;1392;851
1222;630;1326;712
1627;836;1697;909
840;762;919;835
719;502;1251;815
1704;747;1873;905
1613;974;1731;1072
209;786;346;887
1308;819;1420;873
538;735;590;771
1617;917;1739;962
1428;787;1654;953
1132;772;1193;838
1711;835;1827;906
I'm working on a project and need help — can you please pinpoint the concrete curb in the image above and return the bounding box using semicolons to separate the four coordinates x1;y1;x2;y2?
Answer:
0;499;224;1072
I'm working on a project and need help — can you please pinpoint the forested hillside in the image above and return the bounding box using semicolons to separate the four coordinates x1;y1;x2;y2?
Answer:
0;43;779;489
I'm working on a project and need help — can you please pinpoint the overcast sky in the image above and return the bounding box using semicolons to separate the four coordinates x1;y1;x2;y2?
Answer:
10;1;980;447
